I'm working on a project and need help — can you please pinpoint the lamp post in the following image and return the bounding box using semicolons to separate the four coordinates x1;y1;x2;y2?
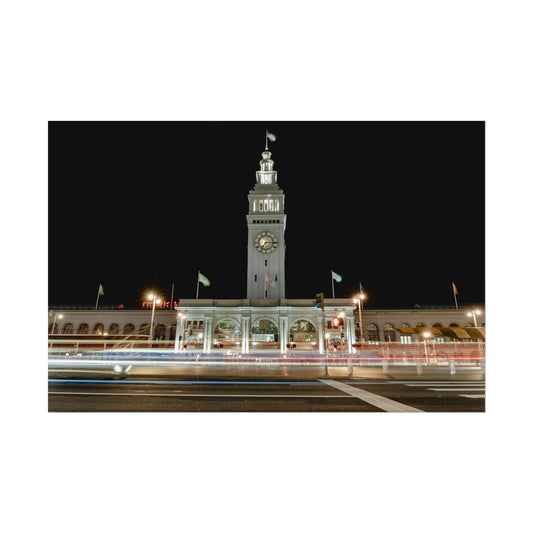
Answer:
51;312;63;334
147;293;162;341
423;331;431;364
176;311;187;352
352;293;366;343
467;309;482;328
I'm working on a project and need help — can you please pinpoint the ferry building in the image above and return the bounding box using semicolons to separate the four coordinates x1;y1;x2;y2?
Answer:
49;145;485;352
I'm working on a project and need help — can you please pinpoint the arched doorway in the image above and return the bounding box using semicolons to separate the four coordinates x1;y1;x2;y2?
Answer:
213;319;241;349
251;318;279;350
289;319;317;349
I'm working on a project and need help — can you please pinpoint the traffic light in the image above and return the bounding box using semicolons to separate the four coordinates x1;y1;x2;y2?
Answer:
315;292;325;310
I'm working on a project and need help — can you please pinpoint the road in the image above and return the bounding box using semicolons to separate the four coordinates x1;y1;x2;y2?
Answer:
48;361;485;412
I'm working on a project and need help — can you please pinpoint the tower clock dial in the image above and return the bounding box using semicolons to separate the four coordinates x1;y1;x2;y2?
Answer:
254;231;278;254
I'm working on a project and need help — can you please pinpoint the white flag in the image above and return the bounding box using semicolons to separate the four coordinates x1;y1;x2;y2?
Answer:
331;271;342;283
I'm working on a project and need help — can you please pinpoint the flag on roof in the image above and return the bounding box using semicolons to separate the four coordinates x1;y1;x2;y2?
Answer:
331;271;342;283
266;130;276;142
452;282;458;295
198;272;211;287
98;284;104;296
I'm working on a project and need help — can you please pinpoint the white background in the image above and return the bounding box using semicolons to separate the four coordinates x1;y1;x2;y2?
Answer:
2;1;532;532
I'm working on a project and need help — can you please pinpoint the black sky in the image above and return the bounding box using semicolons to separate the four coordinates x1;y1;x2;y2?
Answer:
48;121;485;309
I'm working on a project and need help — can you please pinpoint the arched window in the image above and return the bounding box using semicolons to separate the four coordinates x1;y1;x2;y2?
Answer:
432;323;442;328
62;323;74;334
154;324;166;340
108;323;120;335
123;323;135;335
213;319;241;347
383;323;396;342
93;323;104;335
416;323;426;328
449;322;459;327
289;320;317;345
251;318;279;343
367;323;379;343
78;323;89;334
139;323;150;336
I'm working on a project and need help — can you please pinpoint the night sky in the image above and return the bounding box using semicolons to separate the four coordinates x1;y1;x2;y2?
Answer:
48;121;485;309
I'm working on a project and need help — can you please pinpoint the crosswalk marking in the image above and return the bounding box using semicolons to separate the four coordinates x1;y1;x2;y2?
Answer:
320;380;423;412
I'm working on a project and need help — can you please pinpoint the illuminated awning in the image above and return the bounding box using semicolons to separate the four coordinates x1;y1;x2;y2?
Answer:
393;327;485;340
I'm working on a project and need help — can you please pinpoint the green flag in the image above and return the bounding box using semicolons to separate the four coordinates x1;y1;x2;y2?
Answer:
98;283;104;295
198;272;210;287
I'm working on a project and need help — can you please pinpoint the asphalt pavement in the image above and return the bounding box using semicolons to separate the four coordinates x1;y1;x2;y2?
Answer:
48;362;485;412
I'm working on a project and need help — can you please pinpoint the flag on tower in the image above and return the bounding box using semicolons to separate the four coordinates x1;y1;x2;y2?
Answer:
266;130;276;142
265;274;274;288
198;272;211;287
331;271;342;283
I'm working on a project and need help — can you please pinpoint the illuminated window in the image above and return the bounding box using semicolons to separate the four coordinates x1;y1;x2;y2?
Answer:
383;323;396;342
367;323;379;342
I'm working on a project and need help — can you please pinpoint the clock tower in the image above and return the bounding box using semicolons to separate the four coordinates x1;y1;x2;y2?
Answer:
246;147;286;299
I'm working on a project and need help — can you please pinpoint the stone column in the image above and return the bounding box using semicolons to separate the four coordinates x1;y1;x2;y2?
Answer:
317;312;325;353
203;317;212;353
241;316;250;354
279;316;289;353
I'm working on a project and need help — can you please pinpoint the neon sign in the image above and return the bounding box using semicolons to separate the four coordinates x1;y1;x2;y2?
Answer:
142;300;180;310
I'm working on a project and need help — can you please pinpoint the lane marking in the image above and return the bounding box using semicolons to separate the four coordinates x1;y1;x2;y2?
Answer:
319;380;423;412
428;388;485;392
459;394;485;399
50;391;348;398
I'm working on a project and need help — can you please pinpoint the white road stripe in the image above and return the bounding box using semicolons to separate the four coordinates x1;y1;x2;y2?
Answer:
459;394;485;399
50;392;348;398
405;382;484;387
428;388;485;391
320;380;423;412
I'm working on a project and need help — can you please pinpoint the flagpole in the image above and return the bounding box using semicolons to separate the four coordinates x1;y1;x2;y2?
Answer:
331;270;335;299
452;281;459;309
196;271;200;299
170;282;174;308
265;129;268;150
95;283;100;310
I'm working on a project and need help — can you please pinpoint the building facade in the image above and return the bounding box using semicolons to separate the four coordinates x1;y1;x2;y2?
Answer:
49;143;484;352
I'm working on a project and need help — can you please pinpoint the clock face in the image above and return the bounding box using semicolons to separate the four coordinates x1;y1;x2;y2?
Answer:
254;231;278;254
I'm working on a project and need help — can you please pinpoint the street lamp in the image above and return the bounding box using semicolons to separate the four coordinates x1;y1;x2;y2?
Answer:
51;312;64;334
147;293;162;341
467;309;482;328
352;293;365;343
176;311;188;352
423;331;431;364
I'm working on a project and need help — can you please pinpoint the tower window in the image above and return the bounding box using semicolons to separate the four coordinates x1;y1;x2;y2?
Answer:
254;275;257;282
275;274;278;282
265;259;267;266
